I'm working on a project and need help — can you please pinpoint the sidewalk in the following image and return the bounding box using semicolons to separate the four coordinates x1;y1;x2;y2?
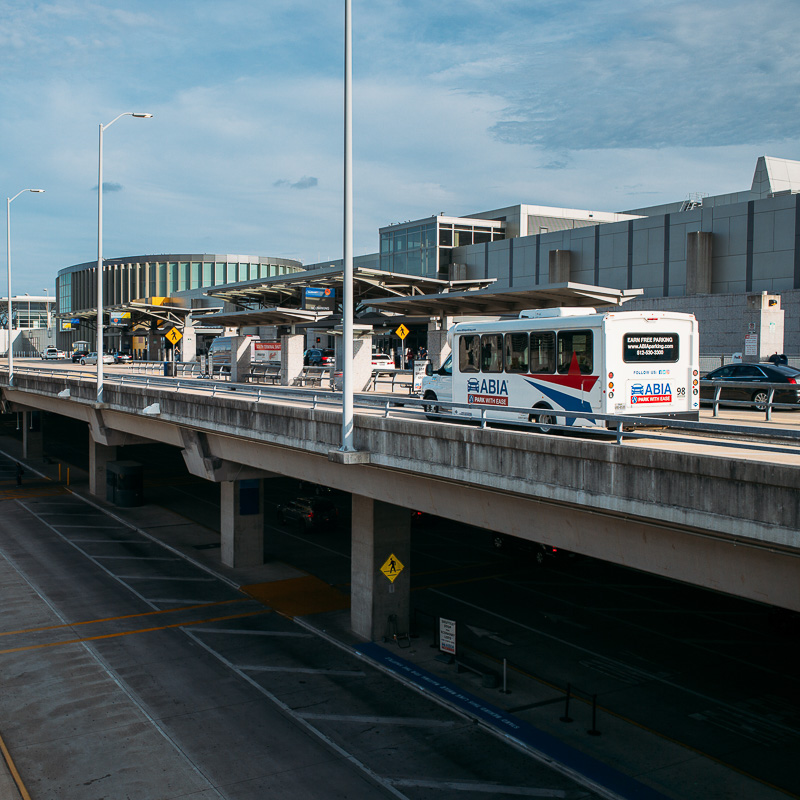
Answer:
1;439;794;800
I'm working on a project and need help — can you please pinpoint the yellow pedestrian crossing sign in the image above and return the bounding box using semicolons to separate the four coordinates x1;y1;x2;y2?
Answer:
395;324;410;340
380;554;404;583
165;327;182;345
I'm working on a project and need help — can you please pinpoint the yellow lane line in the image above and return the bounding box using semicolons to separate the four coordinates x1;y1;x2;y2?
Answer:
0;598;249;638
0;728;32;800
0;609;270;656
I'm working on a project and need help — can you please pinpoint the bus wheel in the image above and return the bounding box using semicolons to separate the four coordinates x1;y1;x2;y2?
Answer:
423;392;440;420
530;404;556;432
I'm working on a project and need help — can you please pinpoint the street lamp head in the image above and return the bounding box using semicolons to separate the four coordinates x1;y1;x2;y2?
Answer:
30;189;45;193
132;113;153;118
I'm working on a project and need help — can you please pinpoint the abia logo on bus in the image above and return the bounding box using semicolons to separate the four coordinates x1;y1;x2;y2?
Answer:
630;382;672;403
467;378;509;406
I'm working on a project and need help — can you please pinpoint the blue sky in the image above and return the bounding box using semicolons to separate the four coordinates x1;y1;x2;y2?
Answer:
2;0;799;294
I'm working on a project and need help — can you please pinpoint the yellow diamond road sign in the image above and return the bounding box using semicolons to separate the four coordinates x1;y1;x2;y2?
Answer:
380;554;404;583
395;324;410;340
165;327;182;345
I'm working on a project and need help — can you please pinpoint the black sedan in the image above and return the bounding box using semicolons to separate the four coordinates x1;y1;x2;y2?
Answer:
277;497;338;530
700;363;800;409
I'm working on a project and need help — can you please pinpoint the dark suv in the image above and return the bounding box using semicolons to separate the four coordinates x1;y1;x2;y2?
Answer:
701;363;800;409
277;497;338;530
303;348;335;366
71;350;90;363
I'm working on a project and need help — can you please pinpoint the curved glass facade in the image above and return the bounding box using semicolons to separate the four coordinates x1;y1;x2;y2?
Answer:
56;253;304;317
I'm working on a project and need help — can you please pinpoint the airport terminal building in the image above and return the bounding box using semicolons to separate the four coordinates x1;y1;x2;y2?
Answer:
55;156;800;358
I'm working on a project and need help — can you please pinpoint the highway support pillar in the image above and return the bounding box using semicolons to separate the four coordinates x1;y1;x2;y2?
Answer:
88;434;117;496
220;479;264;568
350;496;411;641
21;410;43;460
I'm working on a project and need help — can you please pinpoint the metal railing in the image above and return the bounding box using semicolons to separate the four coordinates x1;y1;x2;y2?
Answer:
699;378;800;421
3;363;799;457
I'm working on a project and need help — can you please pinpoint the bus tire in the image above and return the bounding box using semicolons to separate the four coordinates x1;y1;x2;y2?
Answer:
423;391;440;420
530;404;556;433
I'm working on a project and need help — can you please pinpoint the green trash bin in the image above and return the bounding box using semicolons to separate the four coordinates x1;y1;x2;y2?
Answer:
106;461;144;507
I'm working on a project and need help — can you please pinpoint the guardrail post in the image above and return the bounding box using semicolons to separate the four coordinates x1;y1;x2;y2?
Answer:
766;388;774;422
713;385;721;417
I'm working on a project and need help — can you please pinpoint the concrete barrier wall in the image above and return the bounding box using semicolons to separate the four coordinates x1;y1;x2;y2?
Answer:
6;373;799;553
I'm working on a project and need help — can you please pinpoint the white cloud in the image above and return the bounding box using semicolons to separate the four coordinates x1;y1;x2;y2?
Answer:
2;0;800;292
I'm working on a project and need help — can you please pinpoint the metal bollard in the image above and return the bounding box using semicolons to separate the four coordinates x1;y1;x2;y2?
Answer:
588;694;601;736
560;683;573;723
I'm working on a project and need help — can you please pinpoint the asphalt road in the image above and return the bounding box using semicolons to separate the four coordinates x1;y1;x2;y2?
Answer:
0;445;612;800
1;412;798;799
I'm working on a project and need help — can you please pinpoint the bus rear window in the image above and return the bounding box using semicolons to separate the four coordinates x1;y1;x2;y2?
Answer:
623;333;679;362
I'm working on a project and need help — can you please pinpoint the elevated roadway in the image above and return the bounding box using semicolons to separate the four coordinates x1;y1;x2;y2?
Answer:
2;366;799;640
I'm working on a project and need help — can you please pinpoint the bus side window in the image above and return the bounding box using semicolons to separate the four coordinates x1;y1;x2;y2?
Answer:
530;332;555;373
481;334;503;373
458;334;481;373
558;330;593;374
504;332;529;373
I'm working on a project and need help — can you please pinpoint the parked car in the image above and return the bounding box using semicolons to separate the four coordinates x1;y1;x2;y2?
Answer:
303;348;335;367
112;351;132;364
41;346;65;360
700;363;800;409
71;350;90;363
371;352;395;369
277;497;338;530
491;533;574;565
79;352;114;365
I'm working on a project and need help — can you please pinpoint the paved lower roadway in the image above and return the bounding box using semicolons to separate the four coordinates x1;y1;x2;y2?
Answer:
1;416;798;800
0;452;616;799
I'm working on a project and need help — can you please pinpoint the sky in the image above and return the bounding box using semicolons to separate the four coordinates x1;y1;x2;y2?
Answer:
2;0;799;295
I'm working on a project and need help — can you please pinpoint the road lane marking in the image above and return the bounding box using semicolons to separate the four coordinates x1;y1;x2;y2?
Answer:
93;556;182;561
0;609;270;655
0;599;251;638
390;779;577;796
0;728;32;800
191;628;312;637
184;629;410;800
239;665;366;676
114;575;216;582
298;713;457;727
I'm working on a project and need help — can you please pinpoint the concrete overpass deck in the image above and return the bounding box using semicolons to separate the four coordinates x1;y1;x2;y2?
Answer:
2;364;799;631
0;439;792;800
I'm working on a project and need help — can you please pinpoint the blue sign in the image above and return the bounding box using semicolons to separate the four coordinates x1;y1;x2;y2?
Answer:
305;287;333;298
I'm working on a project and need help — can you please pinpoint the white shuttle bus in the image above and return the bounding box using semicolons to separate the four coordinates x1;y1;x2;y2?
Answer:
420;307;700;429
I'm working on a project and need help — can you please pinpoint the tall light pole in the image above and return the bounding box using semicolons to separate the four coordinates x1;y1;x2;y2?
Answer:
6;189;45;385
97;111;152;403
43;288;50;335
341;0;355;452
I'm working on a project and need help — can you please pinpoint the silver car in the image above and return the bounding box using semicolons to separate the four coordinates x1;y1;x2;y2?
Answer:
80;352;114;365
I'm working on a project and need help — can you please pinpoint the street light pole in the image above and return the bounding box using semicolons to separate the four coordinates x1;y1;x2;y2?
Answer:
6;189;44;386
341;0;354;452
97;111;152;403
